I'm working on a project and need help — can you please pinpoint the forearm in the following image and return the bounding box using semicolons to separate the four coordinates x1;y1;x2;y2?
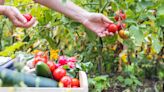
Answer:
0;0;5;5
0;5;5;15
34;0;90;23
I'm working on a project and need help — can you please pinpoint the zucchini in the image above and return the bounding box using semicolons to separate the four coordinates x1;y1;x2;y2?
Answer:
0;67;58;87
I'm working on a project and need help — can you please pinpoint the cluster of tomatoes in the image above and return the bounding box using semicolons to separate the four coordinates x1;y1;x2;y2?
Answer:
33;52;80;88
108;10;129;39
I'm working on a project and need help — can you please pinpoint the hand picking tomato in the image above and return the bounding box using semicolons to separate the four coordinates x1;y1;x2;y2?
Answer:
71;78;80;87
108;24;118;33
23;14;32;22
60;76;72;87
47;61;56;72
53;68;66;81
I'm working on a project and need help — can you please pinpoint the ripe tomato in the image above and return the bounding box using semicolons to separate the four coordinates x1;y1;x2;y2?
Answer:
60;76;72;87
108;24;118;33
114;10;126;21
47;61;56;72
71;78;80;87
118;30;129;39
23;14;32;22
117;23;126;31
53;68;66;81
33;56;42;66
120;13;126;20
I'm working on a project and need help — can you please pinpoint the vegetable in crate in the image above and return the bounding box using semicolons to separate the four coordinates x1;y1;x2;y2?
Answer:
0;67;58;87
36;62;52;78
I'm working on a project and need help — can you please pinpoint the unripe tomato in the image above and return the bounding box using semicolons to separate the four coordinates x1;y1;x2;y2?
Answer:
108;24;118;33
60;76;72;87
53;68;66;81
118;30;129;39
23;14;32;22
71;78;80;87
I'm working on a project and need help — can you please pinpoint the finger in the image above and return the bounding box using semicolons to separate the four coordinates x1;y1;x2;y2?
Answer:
109;32;114;36
12;18;24;27
102;15;113;24
116;31;118;34
97;32;106;37
14;8;27;23
24;17;36;28
103;29;110;35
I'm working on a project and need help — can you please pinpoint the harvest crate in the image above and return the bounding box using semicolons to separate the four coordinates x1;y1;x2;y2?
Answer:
0;71;88;92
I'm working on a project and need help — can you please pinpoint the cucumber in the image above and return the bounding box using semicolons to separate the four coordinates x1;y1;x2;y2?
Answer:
0;67;58;87
36;62;52;78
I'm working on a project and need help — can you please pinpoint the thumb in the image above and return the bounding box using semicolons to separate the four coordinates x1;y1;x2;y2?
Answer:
14;8;27;23
102;15;113;24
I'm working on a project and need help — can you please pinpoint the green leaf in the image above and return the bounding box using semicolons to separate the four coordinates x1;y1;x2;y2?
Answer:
151;35;162;53
117;76;124;82
133;79;142;86
103;35;117;44
84;28;97;42
129;25;144;46
124;78;133;86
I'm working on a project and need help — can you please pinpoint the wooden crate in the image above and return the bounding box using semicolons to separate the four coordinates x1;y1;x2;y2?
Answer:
0;71;88;92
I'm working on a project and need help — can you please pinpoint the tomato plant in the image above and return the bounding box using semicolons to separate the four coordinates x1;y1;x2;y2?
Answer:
0;0;163;92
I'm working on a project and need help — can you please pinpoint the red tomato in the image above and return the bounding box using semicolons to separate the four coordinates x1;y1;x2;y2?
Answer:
120;13;126;20
33;56;42;66
42;55;48;63
60;76;72;87
53;68;66;81
58;56;68;65
117;23;126;31
114;15;119;21
108;24;118;33
114;11;126;21
47;61;56;72
71;78;80;87
23;14;32;22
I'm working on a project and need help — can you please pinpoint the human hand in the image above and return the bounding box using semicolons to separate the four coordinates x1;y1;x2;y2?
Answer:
3;6;36;28
82;13;114;37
